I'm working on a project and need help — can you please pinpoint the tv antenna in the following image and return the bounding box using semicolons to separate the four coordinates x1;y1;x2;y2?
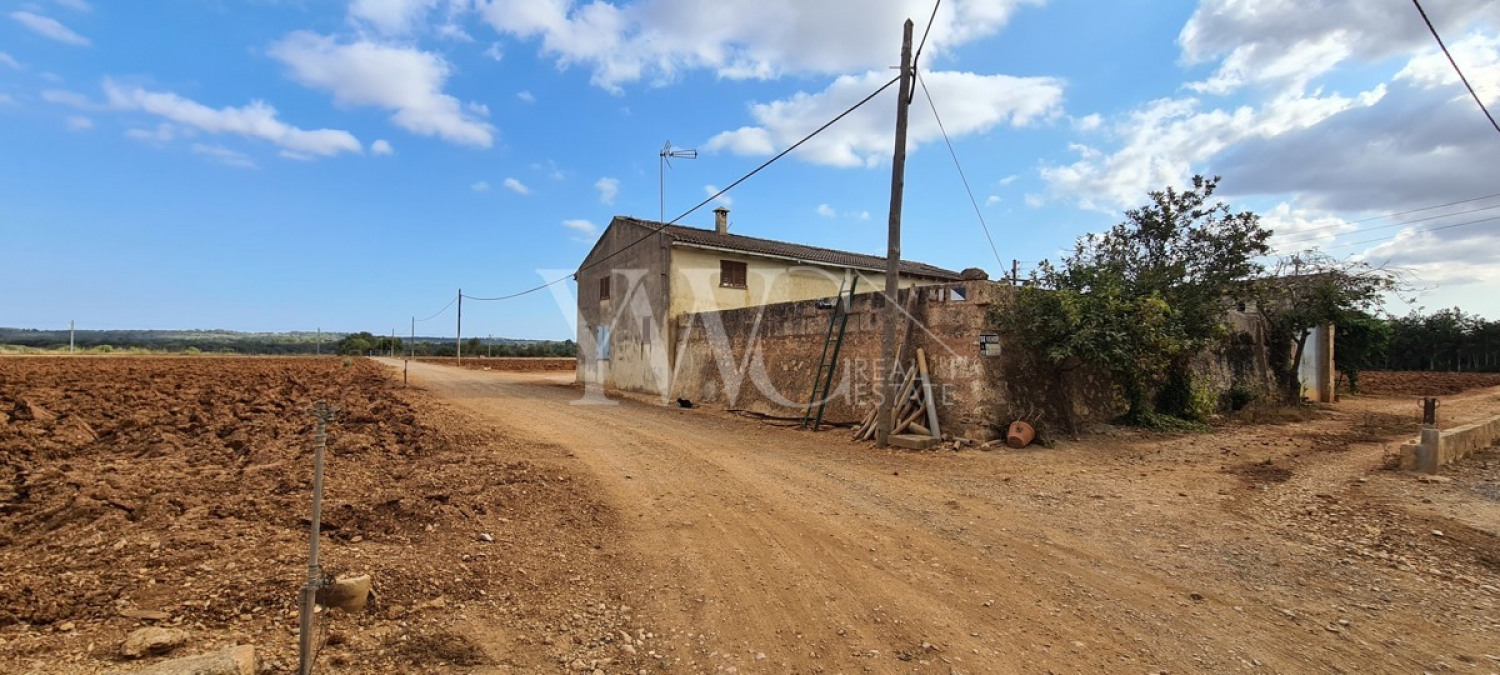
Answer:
659;141;697;224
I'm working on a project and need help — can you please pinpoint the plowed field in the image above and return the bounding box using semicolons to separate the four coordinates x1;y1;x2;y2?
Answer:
0;357;651;674
1358;370;1500;397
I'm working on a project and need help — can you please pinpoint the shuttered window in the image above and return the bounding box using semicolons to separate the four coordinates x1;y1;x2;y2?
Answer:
720;260;747;288
599;276;611;301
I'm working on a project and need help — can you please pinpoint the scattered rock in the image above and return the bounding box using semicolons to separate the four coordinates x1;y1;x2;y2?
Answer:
109;645;254;675
120;627;190;659
120;609;172;622
1431;530;1445;538
478;533;495;543
12;399;55;422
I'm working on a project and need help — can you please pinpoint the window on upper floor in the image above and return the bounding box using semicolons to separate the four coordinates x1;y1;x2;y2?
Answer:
720;260;747;288
599;276;611;301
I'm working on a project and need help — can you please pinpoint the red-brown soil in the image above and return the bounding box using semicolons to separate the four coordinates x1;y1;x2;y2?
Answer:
0;357;650;673
1358;370;1500;397
5;356;1499;674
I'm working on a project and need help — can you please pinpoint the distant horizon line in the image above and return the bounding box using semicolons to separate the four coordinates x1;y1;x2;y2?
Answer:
0;327;574;343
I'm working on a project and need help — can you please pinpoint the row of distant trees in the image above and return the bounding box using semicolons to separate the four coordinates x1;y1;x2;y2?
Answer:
1337;308;1500;378
335;331;577;358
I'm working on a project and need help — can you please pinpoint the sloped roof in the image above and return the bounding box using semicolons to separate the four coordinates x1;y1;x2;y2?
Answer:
613;216;962;280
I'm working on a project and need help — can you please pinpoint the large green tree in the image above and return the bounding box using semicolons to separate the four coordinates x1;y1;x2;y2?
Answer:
1011;175;1270;424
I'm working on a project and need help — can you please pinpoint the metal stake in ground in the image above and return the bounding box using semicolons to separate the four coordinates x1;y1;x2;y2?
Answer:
299;400;338;675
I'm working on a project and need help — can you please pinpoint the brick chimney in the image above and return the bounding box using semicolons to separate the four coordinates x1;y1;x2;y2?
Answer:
714;207;730;235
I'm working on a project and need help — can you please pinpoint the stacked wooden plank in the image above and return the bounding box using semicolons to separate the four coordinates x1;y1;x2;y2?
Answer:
853;348;942;443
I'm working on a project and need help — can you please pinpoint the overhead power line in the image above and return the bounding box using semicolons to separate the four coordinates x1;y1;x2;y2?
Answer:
1410;0;1500;137
912;0;942;72
916;70;1005;271
413;295;456;323
1322;212;1500;250
1274;201;1500;247
460;74;902;303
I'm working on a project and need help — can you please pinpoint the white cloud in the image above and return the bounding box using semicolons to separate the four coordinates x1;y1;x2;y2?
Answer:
0;94;16;107
479;0;1043;92
704;184;731;207
11;11;89;46
1040;85;1380;211
594;176;619;204
125;123;176;143
54;0;91;11
40;89;99;109
471;180;491;191
0;52;21;70
517;90;535;103
706;69;1063;167
191;143;257;169
997;174;1018;185
562;218;598;235
815;203;836;218
484;43;504;61
65;115;92;131
503;177;530;194
1023;193;1044;208
1212;35;1500;214
1072;113;1101;131
1178;0;1493;95
1260;202;1357;253
371;139;394;155
858;210;871;220
103;80;363;157
349;0;440;35
985;195;1001;206
269;31;494;147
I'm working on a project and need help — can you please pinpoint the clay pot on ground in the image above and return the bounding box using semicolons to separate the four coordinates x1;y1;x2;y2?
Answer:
1006;421;1035;449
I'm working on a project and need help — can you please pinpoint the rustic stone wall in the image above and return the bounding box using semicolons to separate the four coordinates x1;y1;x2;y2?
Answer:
668;281;1281;440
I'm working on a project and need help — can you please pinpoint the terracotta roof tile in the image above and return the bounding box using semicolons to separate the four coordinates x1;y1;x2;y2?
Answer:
616;217;962;280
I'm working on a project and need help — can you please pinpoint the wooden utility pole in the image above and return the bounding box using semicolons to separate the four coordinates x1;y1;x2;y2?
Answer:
876;19;915;448
455;289;463;365
1011;259;1019;285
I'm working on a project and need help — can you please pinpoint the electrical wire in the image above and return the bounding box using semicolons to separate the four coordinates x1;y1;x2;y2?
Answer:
1411;0;1500;137
1273;191;1500;241
1320;213;1500;250
916;70;1005;271
912;0;942;72
460;74;903;303
1273;201;1500;247
413;295;456;323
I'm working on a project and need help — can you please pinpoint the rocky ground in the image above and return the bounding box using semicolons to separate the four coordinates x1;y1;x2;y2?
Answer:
0;357;656;673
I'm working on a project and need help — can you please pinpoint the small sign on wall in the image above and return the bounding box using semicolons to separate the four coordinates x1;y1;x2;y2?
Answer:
979;332;1001;357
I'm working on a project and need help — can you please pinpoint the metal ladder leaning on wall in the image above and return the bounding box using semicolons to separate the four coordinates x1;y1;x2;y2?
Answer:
801;276;858;431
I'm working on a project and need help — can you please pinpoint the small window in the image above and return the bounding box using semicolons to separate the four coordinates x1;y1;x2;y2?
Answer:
720;260;747;288
642;317;652;345
599;276;611;301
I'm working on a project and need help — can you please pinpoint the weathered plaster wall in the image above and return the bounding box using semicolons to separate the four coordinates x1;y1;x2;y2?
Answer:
574;219;674;396
667;246;935;319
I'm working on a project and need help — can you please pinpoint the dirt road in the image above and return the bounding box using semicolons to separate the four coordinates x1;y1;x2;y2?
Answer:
385;359;1500;674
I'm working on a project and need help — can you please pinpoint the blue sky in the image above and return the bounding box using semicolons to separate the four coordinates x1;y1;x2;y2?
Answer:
3;0;1497;339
